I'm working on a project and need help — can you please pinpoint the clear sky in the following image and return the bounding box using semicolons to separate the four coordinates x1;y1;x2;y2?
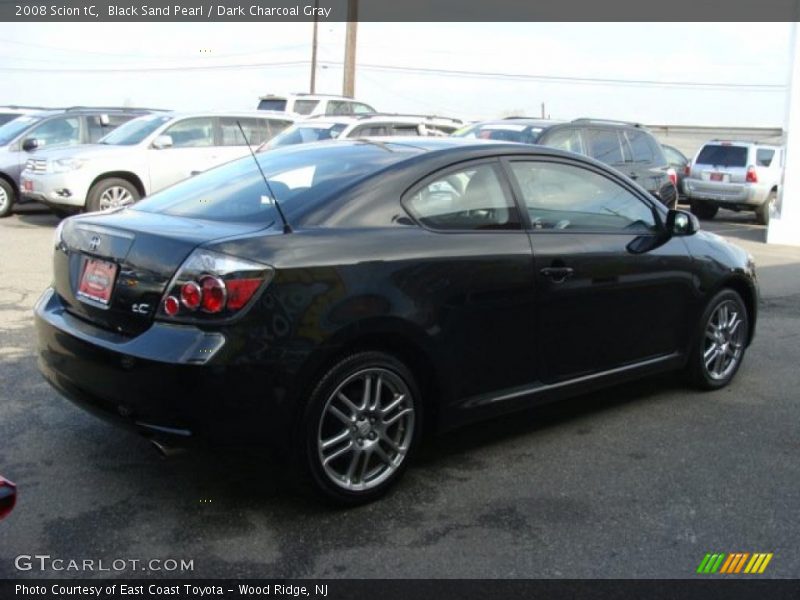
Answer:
0;22;793;126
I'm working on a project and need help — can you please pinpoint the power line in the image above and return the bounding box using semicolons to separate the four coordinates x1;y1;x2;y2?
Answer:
0;59;310;73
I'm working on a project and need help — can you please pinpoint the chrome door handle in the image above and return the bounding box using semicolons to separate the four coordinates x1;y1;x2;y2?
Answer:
540;267;574;283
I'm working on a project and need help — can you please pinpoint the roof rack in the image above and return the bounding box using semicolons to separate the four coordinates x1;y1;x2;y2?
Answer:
358;112;463;123
503;116;544;120
571;118;642;128
0;105;56;111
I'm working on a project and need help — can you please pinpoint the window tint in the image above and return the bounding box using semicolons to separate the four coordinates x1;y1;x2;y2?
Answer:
219;117;290;146
585;129;624;164
0;114;19;127
31;117;81;148
539;127;583;154
756;148;775;167
510;161;656;232
625;131;654;163
390;124;421;136
696;145;747;167
258;98;287;111
293;99;319;115
406;163;519;230
454;123;542;144
163;118;214;148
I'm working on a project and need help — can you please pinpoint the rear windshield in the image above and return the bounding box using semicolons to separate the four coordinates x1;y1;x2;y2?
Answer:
696;145;747;167
132;142;417;224
453;123;542;144
258;99;287;112
267;123;348;148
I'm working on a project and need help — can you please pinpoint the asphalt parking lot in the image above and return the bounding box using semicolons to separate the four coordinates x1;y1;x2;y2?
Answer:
1;204;799;579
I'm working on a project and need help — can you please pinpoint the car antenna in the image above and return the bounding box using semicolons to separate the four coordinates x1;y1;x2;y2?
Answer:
236;120;292;234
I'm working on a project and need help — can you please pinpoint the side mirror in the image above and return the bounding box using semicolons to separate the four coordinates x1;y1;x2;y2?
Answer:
152;135;173;149
99;114;110;126
666;209;699;236
21;138;40;152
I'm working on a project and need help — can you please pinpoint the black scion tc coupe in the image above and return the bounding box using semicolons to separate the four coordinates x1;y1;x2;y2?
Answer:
35;138;758;504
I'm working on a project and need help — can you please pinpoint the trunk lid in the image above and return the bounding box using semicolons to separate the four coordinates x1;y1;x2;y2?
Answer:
54;209;271;335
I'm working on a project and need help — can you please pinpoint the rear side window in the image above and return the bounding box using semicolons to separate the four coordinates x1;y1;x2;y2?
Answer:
293;100;319;115
756;148;775;167
406;163;520;231
349;124;390;137
696;145;747;167
390;124;421;136
352;103;375;114
539;127;584;154
326;101;354;116
509;161;656;232
219;117;291;146
624;131;655;164
585;129;624;164
258;98;287;111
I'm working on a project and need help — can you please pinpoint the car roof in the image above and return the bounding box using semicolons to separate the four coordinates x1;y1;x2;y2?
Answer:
702;140;781;148
298;114;461;126
469;118;563;128
259;93;364;101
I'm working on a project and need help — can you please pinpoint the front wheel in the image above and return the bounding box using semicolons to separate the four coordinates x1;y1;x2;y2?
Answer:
298;351;422;505
685;289;749;390
86;178;140;213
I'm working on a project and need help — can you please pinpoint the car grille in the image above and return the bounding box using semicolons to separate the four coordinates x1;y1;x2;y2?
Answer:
25;159;48;173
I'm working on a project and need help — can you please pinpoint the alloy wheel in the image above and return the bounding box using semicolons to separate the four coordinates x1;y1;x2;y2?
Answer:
0;187;7;213
98;186;134;210
703;300;746;380
317;368;415;492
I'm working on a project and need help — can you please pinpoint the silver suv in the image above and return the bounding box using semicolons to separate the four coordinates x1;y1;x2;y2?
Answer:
20;111;293;213
257;93;375;117
684;140;783;224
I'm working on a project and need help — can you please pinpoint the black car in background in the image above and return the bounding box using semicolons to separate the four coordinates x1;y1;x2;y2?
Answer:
455;118;679;208
35;138;757;504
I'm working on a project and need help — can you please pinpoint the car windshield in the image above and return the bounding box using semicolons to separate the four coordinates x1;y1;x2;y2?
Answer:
267;123;349;148
0;113;21;127
453;123;543;144
0;115;41;145
696;145;748;167
132;142;418;224
99;114;172;145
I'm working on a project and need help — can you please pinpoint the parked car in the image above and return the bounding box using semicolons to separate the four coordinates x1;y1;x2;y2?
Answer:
0;105;50;127
662;144;689;199
0;107;156;217
35;138;757;504
20;111;294;213
257;93;376;117
265;114;463;149
683;140;783;224
0;476;16;520
454;118;679;208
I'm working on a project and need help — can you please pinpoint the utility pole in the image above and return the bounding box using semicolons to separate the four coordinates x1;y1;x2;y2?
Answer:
342;0;358;98
309;0;319;93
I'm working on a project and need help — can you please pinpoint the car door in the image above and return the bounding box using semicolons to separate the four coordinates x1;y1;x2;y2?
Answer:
505;157;695;383
147;117;217;192
402;159;538;409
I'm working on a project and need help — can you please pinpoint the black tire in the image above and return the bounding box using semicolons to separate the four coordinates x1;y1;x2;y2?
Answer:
755;191;775;225
297;351;422;505
0;178;15;218
86;178;140;213
690;200;718;220
685;288;749;390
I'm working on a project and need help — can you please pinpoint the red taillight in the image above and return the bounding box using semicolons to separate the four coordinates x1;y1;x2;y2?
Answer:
200;276;226;314
164;295;180;316
226;278;263;310
667;167;677;186
180;281;202;310
0;477;17;521
746;166;758;183
684;164;691;176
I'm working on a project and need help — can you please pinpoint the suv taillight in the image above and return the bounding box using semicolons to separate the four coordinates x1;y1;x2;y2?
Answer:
158;249;273;322
746;166;758;183
667;167;677;186
684;164;691;177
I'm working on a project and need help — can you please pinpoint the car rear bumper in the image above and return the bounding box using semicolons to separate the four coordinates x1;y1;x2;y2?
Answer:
683;179;769;206
34;287;295;445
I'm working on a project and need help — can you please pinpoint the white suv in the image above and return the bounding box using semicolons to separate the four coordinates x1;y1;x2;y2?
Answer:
257;93;376;117
265;114;463;149
683;140;784;224
20;111;293;213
